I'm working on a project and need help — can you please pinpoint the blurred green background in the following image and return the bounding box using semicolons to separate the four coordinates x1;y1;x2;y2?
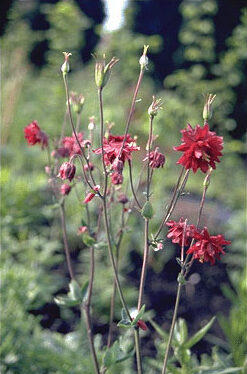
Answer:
1;0;246;373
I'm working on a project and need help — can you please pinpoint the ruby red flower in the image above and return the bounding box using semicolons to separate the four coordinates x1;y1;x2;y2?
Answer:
24;121;48;148
166;218;196;247
61;132;90;157
186;227;231;265
57;162;76;182
143;147;165;168
174;123;223;173
94;134;140;166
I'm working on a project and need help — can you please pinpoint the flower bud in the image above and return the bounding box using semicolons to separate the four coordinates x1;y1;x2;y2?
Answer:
83;185;100;204
95;55;119;89
148;96;163;118
141;201;153;220
111;172;123;185
77;226;88;235
118;193;129;204
60;183;71;195
61;52;72;75
88;116;95;131
139;45;149;69
84;162;94;172
58;162;76;182
112;158;124;173
70;91;85;114
203;93;216;122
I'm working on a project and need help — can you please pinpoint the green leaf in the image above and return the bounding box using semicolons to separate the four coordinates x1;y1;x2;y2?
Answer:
83;234;96;247
177;273;186;285
173;318;188;345
117;320;132;328
54;296;81;307
199;368;242;374
69;280;82;301
184;316;216;349
121;308;129;321
141;201;154;219
81;280;89;302
131;305;146;326
149;318;168;339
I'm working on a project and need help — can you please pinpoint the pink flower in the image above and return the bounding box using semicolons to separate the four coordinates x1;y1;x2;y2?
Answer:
57;162;76;182
186;227;231;265
77;226;88;235
143;147;165;168
94;134;140;166
24;121;48;149
83;185;100;204
111;172;123;185
174;123;223;173
60;184;71;195
166;218;196;247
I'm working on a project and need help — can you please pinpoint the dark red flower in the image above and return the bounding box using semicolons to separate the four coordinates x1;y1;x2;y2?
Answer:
174;123;223;173
24;121;48;148
186;227;231;265
143;147;165;168
57;162;76;182
61;133;90;157
166;218;196;247
111;172;123;185
94;134;140;165
137;319;148;331
60;184;71;195
118;192;129;204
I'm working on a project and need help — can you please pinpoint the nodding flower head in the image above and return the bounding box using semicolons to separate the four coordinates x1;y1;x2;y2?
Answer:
57;162;76;182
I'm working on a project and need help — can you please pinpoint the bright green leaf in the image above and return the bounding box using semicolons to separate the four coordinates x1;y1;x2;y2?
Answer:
184;316;216;349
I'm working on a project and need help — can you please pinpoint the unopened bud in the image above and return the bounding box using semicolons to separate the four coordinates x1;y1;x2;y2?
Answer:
148;96;163;118
139;45;149;69
88;116;95;131
70;91;85;114
94;55;119;89
203;93;216;122
203;167;212;188
61;52;72;75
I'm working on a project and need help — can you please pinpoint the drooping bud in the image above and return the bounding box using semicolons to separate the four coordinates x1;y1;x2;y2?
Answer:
148;96;163;118
83;185;100;204
111;172;123;185
118;192;129;204
94;54;119;89
60;183;71;195
139;45;149;70
203;93;216;122
112;158;124;173
61;52;72;75
57;162;76;182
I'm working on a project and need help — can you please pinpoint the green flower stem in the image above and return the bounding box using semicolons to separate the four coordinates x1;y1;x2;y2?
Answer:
59;201;75;280
118;67;145;160
62;74;97;189
76;112;81;132
161;283;182;374
128;160;142;210
82;245;100;374
134;328;143;374
155;168;189;240
98;88;108;198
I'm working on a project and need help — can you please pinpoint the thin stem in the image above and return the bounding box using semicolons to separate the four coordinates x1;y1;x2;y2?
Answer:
76;113;81;133
83;245;100;374
138;219;149;311
59;201;75;280
146;115;154;200
161;283;182;374
155;168;189;240
102;198;131;320
134;329;143;374
128;160;142;210
118;68;145;159
98;88;109;198
62;74;97;188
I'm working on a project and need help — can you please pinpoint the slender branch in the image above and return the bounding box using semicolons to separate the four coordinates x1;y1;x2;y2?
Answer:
118;68;145;159
83;245;100;374
76;113;81;133
98;88;109;198
155;168;189;239
62;74;97;188
59;201;75;280
161;283;182;374
134;329;143;374
128;160;142;210
138;219;149;311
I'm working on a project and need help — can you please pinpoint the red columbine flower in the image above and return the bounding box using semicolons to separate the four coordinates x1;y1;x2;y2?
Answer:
111;172;123;185
186;227;231;265
94;134;140;166
58;162;76;182
83;185;100;204
61;132;90;157
60;184;71;195
174;123;223;173
166;218;196;247
143;147;165;168
24;121;48;149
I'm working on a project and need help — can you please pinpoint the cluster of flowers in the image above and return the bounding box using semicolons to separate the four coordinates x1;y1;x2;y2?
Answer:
24;116;229;266
166;218;231;265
